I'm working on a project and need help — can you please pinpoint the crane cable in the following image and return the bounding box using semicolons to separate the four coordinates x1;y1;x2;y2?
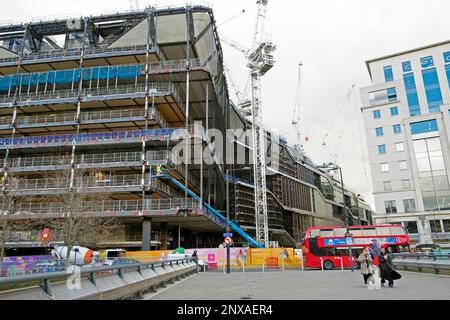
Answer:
321;85;354;146
217;3;257;28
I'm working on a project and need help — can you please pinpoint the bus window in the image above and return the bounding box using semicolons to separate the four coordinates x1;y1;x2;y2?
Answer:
319;229;335;237
350;229;363;237
309;229;320;238
333;228;347;237
376;227;392;236
362;228;377;237
390;226;405;235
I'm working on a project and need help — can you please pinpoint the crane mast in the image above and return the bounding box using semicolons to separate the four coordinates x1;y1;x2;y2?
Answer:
249;0;275;248
292;62;304;151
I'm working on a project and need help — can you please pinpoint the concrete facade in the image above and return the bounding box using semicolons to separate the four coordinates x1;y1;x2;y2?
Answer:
361;40;450;244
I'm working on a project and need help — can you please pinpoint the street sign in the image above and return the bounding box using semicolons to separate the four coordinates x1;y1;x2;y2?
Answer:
223;233;233;238
346;237;353;245
224;237;233;245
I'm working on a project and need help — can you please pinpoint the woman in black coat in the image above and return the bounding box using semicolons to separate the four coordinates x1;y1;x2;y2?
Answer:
379;248;401;287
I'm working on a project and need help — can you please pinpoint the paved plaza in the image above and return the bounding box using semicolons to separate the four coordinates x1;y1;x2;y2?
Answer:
149;270;450;300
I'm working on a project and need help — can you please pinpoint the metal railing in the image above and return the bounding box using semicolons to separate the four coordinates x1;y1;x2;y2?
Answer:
7;150;173;169
0;82;180;108
0;44;152;65
0;258;197;300
0;124;204;148
1;198;203;219
392;252;450;274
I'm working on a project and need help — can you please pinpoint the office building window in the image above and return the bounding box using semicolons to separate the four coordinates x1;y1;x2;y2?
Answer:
430;220;442;233
404;221;418;234
443;219;450;233
385;200;397;214
403;199;416;213
381;163;390;172
446;64;450;89
402;61;412;73
390;107;399;116
422;68;443;113
387;88;397;102
396;142;405;152
403;72;421;117
376;127;384;137
410;119;438;135
421;56;434;68
413;137;450;211
393;124;401;134
384;66;394;82
402;179;412;190
383;181;392;191
399;161;408;171
378;145;387;154
369;88;397;106
373;110;381;119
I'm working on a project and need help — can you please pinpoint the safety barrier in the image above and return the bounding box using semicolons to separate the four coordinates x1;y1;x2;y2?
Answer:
127;248;304;272
0;258;197;300
1;198;202;218
0;44;153;66
0;59;204;92
392;253;450;274
6;150;172;169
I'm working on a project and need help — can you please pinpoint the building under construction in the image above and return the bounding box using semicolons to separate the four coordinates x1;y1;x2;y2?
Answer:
0;4;373;253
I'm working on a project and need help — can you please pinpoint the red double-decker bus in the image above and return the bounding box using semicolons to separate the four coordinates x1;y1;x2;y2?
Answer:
302;225;410;270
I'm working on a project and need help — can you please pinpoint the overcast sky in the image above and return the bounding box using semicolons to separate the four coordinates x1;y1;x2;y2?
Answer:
1;0;449;208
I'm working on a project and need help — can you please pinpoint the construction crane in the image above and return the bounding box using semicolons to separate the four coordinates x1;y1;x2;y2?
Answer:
292;62;304;152
220;0;275;248
250;0;275;249
130;0;139;10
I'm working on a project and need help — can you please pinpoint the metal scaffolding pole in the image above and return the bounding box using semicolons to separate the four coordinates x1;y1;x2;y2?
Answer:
70;17;89;189
2;25;28;192
184;6;193;201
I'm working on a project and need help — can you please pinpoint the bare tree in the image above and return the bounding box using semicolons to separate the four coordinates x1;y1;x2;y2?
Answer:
0;174;37;261
43;158;121;261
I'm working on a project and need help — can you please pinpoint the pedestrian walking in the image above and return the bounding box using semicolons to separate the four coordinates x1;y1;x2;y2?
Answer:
379;248;401;287
357;247;374;286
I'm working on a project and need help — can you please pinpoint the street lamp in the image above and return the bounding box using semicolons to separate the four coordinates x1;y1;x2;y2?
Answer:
225;166;251;274
318;163;354;271
73;248;80;266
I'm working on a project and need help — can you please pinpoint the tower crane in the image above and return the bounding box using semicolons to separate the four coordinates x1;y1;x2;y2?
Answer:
220;0;275;247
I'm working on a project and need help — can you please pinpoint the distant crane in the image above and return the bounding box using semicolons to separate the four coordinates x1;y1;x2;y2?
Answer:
130;0;139;10
220;0;275;248
291;62;304;153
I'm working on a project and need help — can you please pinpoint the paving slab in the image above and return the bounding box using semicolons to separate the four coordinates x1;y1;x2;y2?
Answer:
150;270;450;300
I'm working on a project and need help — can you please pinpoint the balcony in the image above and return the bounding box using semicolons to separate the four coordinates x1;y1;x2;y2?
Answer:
0;82;180;111
0;44;158;68
0;106;167;130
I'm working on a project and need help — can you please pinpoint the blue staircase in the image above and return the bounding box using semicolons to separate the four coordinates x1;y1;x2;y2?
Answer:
151;174;264;248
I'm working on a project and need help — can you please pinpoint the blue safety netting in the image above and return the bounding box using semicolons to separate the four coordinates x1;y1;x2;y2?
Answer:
0;64;144;92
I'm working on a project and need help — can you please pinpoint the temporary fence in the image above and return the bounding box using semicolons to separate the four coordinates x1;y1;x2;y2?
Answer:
126;248;304;272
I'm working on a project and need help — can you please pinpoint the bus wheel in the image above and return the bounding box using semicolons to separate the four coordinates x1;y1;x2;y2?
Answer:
323;260;334;270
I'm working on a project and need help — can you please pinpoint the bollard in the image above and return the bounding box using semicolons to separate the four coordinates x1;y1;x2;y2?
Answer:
301;258;304;271
340;257;344;271
281;257;285;272
242;262;245;273
262;258;265;273
320;257;324;271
